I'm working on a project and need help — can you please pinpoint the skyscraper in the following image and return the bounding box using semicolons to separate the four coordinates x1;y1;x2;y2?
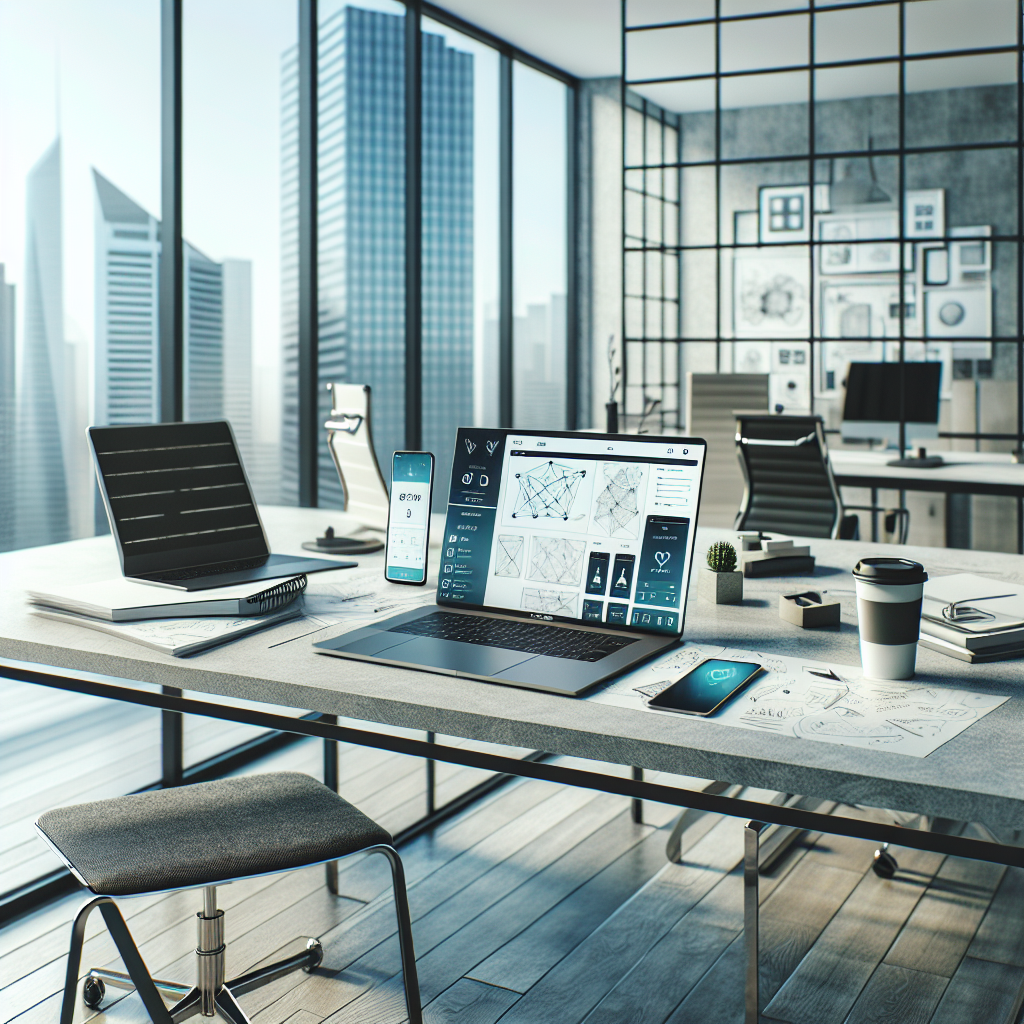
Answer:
0;265;15;552
184;243;224;422
222;259;254;469
16;140;71;548
93;169;160;426
93;173;236;429
280;6;474;509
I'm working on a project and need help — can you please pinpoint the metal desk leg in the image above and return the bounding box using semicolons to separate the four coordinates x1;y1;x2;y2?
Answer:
745;820;768;1024
870;488;878;543
427;732;436;816
631;766;643;824
665;781;735;863
323;716;339;895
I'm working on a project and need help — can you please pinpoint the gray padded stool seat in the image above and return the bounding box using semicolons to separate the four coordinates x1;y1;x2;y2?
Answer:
37;771;421;1024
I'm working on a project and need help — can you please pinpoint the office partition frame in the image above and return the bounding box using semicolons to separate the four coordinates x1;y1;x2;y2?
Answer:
620;0;1024;553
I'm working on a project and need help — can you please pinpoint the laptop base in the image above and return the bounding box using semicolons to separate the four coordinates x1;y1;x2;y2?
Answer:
133;554;354;591
314;606;679;697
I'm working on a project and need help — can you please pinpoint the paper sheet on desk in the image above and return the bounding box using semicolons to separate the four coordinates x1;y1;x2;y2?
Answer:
587;643;1008;758
297;570;432;631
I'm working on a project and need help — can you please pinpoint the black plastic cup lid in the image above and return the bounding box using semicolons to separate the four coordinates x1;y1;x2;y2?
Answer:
853;557;928;585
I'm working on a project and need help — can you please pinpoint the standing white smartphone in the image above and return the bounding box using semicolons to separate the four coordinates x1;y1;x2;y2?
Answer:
385;451;435;585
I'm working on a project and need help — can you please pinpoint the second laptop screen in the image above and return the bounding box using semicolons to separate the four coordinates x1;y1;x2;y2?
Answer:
438;430;705;636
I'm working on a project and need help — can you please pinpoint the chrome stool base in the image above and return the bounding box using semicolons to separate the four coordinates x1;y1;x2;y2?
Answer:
67;888;323;1024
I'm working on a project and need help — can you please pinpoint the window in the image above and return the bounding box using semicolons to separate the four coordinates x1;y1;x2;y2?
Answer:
623;0;1024;549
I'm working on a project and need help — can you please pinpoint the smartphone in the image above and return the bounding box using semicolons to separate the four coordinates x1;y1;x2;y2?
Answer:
647;659;764;717
385;452;435;585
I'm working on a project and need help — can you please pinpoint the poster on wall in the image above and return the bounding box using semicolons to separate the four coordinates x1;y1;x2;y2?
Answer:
733;250;811;339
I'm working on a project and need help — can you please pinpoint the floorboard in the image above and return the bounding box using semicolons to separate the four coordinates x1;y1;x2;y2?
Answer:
5;739;1024;1024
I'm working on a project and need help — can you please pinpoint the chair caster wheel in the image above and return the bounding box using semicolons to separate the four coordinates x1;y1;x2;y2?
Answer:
873;848;898;878
83;975;106;1008
304;937;324;972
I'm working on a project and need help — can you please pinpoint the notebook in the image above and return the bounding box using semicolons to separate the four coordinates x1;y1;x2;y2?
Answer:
27;575;306;621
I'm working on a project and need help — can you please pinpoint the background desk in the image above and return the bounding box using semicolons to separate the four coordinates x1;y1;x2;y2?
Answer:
830;450;1024;551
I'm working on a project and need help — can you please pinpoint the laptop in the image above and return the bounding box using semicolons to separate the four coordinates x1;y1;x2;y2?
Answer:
315;427;707;696
89;420;354;591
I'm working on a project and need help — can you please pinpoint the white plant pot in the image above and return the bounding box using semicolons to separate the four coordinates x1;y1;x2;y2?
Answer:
698;567;743;605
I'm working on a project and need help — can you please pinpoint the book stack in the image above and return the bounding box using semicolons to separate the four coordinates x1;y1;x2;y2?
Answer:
737;535;815;578
919;573;1024;664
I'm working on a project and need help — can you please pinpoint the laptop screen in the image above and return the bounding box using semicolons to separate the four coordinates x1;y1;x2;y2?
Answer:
438;429;706;636
89;420;268;576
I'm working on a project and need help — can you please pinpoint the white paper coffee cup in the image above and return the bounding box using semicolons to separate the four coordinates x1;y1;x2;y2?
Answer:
853;558;928;680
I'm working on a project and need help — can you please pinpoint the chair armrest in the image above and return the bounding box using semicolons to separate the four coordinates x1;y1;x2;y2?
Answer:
842;506;910;544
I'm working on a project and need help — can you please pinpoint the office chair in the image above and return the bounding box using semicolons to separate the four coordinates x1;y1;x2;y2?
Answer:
734;413;909;543
37;772;422;1024
685;372;769;528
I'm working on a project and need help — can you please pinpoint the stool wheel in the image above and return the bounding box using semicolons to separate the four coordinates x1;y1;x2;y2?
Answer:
873;848;898;878
304;937;324;972
83;975;106;1008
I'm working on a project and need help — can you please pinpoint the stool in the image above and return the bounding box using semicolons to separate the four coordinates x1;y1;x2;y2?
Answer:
36;772;422;1024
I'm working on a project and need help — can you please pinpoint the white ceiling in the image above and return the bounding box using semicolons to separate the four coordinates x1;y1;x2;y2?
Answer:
431;0;1019;111
432;0;622;79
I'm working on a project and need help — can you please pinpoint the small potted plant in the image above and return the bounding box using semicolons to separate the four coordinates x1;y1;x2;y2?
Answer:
698;540;743;605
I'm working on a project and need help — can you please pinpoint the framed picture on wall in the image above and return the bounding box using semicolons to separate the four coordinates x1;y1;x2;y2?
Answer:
733;249;811;339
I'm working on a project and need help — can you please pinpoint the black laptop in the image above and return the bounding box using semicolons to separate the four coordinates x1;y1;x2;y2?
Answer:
89;420;353;591
315;427;707;696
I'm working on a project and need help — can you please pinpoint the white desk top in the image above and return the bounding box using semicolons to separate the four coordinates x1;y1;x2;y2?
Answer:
830;449;1024;494
3;506;1024;827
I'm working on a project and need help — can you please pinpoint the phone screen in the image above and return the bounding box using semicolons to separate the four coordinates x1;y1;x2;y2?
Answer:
386;452;434;585
647;659;763;716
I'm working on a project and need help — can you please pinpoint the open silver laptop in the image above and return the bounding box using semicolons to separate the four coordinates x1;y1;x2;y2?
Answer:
315;428;707;696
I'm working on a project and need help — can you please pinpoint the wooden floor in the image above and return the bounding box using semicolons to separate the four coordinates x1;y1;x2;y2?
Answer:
3;731;1024;1024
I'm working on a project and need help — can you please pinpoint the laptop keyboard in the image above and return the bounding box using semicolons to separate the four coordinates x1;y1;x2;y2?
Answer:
148;557;270;582
390;612;639;662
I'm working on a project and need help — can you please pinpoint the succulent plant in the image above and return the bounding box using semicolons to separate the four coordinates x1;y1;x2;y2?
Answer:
706;540;737;574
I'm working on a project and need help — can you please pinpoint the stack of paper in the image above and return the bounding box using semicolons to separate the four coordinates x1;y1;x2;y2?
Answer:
920;573;1024;663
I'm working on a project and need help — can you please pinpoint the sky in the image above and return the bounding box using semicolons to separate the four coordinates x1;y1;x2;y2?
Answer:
0;0;569;426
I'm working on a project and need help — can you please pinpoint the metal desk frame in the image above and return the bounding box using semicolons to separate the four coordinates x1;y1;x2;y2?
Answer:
8;657;1024;1024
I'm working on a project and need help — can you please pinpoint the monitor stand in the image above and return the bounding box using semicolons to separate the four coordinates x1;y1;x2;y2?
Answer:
887;447;944;469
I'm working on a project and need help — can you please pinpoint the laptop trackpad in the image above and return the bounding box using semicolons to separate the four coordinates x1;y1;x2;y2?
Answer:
341;632;415;657
387;637;532;676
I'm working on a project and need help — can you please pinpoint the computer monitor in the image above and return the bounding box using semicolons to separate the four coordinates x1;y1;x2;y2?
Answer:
841;361;942;446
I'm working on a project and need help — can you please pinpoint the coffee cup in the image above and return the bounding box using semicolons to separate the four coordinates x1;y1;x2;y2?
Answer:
853;557;928;679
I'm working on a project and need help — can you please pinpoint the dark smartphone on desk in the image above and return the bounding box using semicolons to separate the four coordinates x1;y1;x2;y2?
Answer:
647;659;764;717
385;451;434;585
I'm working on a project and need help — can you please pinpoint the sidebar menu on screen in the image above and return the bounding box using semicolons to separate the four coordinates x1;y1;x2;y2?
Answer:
438;430;506;605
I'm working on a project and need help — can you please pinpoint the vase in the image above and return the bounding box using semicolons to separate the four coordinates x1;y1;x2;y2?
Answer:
698;567;743;605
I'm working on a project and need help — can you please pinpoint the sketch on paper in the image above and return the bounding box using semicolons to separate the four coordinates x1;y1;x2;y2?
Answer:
589;642;1007;758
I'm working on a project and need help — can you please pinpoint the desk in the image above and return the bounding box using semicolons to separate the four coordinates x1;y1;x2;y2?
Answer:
830;449;1024;551
4;507;1024;1021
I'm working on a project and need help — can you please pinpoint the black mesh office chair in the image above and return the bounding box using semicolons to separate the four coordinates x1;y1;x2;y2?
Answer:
734;413;908;542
